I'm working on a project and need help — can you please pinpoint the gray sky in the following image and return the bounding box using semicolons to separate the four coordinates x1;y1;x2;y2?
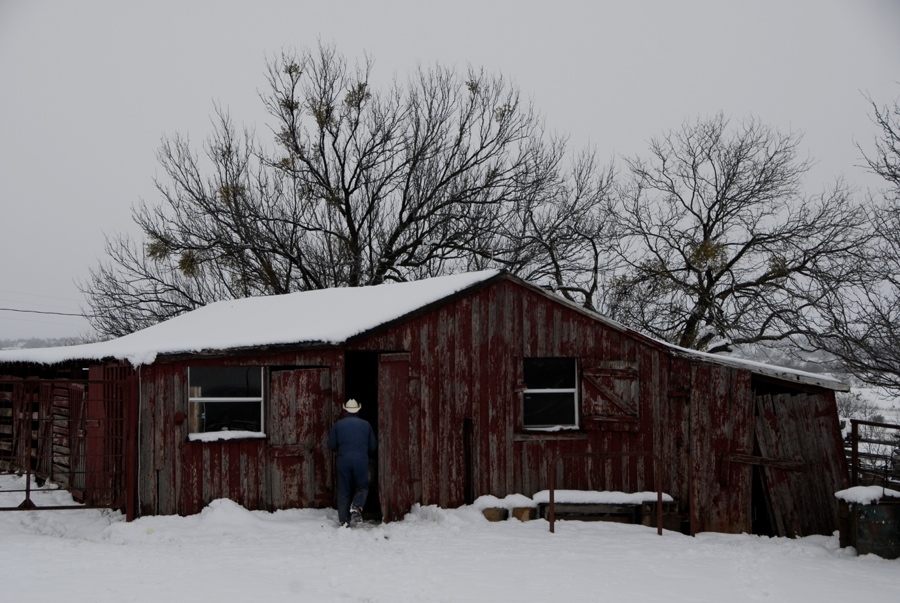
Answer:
1;0;899;340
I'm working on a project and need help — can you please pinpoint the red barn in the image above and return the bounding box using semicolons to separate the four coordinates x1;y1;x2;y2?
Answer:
0;270;849;536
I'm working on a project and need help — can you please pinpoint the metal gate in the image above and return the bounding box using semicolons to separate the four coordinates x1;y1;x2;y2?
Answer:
0;375;137;518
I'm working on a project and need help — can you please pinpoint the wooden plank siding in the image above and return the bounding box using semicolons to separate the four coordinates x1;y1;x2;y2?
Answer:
357;279;671;513
0;370;134;512
689;364;754;534
118;273;847;536
754;392;849;537
352;278;846;535
138;351;341;516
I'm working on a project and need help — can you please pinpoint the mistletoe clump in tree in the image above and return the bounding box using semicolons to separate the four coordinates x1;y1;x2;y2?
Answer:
607;114;871;354
82;44;614;338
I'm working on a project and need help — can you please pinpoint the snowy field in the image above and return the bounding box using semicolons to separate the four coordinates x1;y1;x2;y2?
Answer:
1;475;897;603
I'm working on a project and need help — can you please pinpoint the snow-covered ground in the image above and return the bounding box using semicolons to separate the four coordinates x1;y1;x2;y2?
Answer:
1;475;897;602
850;386;900;421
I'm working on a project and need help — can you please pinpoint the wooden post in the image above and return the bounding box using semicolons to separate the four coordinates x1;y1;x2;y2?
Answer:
124;374;139;521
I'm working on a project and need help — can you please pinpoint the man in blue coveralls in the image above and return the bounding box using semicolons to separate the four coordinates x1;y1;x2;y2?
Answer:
327;398;377;526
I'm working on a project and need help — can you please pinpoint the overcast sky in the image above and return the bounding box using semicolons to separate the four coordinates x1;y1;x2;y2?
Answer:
1;0;899;340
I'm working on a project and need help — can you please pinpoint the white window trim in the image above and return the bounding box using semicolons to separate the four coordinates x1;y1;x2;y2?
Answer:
187;367;265;437
522;360;579;431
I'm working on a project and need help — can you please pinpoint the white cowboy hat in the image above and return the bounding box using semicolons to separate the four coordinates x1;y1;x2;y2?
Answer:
343;398;361;413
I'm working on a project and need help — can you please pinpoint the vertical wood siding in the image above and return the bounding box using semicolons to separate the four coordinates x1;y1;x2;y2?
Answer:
139;351;340;516
131;275;846;536
359;280;670;512
755;392;849;536
378;353;414;521
689;364;754;534
267;367;333;510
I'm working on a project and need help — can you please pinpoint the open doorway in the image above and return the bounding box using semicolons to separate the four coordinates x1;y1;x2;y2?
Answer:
751;463;775;536
344;351;381;520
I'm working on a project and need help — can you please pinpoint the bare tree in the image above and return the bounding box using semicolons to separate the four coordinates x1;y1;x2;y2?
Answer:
606;114;872;353
82;45;617;337
460;149;618;310
813;97;900;389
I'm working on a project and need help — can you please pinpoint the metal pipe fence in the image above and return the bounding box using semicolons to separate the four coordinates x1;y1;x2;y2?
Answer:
848;419;900;489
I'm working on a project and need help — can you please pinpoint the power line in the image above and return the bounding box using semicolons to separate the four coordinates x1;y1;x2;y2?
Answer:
0;287;82;302
0;307;91;318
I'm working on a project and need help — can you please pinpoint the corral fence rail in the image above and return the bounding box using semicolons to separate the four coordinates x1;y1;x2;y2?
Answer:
847;419;900;489
0;376;137;518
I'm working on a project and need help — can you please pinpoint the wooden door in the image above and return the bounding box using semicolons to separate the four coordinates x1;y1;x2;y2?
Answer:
378;353;416;522
755;393;845;537
689;364;754;534
267;367;332;509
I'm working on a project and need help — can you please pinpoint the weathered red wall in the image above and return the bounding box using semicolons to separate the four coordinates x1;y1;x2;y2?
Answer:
134;275;847;535
138;350;341;516
355;279;675;511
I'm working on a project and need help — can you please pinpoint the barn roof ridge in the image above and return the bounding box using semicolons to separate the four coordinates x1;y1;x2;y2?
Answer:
508;274;848;392
0;269;849;391
0;270;501;367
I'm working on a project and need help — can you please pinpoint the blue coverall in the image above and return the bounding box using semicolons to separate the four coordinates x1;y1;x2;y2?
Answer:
327;414;377;524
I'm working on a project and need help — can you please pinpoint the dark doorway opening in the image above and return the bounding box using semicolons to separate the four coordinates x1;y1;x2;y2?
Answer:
344;351;381;520
751;464;774;536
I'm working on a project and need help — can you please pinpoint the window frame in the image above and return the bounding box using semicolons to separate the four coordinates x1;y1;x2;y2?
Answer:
187;366;265;439
521;357;580;431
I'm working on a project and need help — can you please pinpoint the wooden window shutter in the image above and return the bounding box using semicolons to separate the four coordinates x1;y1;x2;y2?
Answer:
581;360;639;426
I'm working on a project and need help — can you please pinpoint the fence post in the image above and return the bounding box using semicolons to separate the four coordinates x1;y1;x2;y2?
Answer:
548;454;557;533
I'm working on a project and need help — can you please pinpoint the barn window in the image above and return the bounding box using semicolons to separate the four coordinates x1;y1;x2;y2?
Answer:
187;367;263;435
522;358;578;430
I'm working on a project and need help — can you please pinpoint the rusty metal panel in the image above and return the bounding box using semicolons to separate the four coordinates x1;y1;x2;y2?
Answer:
853;501;900;559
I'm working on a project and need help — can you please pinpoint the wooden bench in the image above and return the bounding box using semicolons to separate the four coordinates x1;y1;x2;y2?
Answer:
539;500;682;531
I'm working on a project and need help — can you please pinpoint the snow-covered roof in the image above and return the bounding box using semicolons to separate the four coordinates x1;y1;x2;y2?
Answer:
0;268;849;391
0;270;501;366
670;346;849;392
835;485;900;505
521;281;849;392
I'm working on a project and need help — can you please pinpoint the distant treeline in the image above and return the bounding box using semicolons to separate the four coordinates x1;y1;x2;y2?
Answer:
0;337;88;350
